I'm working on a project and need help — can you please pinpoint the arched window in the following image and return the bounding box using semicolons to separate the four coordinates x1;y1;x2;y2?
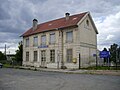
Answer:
86;20;89;26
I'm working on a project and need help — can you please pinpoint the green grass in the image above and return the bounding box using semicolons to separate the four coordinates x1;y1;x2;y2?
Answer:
3;64;13;68
3;63;20;69
82;66;120;70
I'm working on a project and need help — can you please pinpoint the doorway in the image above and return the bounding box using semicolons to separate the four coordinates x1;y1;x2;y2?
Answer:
41;50;46;68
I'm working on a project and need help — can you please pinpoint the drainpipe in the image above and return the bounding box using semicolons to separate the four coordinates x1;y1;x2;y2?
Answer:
61;30;64;69
79;53;81;69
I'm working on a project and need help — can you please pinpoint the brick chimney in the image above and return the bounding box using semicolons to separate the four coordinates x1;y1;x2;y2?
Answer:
65;13;70;20
33;19;38;30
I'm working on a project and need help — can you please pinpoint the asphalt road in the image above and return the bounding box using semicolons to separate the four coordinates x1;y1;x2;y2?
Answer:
0;68;120;90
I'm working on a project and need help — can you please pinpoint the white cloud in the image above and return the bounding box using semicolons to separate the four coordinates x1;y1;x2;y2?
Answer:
106;35;114;40
96;11;120;50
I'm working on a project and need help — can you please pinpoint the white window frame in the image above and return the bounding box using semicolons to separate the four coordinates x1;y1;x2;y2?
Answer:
50;33;55;44
33;36;38;46
66;49;73;63
50;50;55;63
41;50;46;61
25;38;29;47
26;52;29;61
66;31;73;43
41;35;46;45
33;51;37;62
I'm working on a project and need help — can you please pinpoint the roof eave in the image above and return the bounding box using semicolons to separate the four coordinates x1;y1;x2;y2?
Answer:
88;12;99;34
22;25;78;37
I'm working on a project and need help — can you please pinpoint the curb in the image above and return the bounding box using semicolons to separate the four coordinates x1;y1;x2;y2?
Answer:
19;66;120;76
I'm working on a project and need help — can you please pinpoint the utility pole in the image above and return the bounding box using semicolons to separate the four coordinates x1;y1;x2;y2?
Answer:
5;44;6;60
116;47;118;70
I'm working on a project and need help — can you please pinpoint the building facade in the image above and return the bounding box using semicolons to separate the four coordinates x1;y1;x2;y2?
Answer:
22;12;98;69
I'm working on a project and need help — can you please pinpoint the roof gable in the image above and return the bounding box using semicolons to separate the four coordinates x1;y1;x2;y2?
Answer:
22;12;88;37
77;12;98;34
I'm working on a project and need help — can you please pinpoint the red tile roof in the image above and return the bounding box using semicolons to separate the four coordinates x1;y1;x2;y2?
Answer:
22;12;88;37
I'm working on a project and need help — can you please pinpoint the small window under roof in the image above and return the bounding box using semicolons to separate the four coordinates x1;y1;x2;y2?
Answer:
48;23;52;26
72;17;77;20
86;20;89;26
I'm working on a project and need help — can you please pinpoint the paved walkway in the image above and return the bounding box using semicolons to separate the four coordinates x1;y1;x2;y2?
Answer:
20;66;120;76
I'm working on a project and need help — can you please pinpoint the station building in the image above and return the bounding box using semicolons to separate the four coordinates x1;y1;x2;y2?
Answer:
22;12;98;69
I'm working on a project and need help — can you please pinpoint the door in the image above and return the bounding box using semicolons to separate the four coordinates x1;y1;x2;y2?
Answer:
41;50;46;68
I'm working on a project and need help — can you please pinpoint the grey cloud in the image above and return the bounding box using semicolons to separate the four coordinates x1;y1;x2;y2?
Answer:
0;7;10;20
29;0;47;4
0;0;11;19
0;0;120;53
0;32;21;42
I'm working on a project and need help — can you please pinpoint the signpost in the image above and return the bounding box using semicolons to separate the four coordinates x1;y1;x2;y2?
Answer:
99;51;110;58
99;51;110;67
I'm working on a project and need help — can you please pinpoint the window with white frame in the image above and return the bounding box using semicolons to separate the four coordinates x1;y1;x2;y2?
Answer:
25;38;29;47
50;33;55;44
50;50;55;63
66;49;72;63
26;52;29;61
41;35;46;45
66;31;73;42
33;36;38;46
41;50;46;61
33;51;37;62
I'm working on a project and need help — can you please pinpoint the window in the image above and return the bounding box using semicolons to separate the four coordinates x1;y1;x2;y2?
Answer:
86;20;89;26
26;52;29;61
25;38;29;47
67;49;72;63
66;31;73;42
84;19;90;29
50;33;55;44
34;51;37;62
33;36;38;46
41;35;46;45
50;50;55;63
41;50;46;61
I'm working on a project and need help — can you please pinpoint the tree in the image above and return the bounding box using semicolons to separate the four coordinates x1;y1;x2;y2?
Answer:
15;41;23;65
116;46;120;64
103;48;107;51
0;51;6;60
109;43;118;63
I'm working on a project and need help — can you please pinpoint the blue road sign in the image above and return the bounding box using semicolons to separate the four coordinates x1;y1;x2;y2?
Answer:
38;45;48;48
99;51;110;58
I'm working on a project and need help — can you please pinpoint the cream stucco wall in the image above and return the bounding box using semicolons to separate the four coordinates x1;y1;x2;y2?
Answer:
77;15;97;67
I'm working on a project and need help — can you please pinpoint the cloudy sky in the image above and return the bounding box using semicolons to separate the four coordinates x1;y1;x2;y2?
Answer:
0;0;120;54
